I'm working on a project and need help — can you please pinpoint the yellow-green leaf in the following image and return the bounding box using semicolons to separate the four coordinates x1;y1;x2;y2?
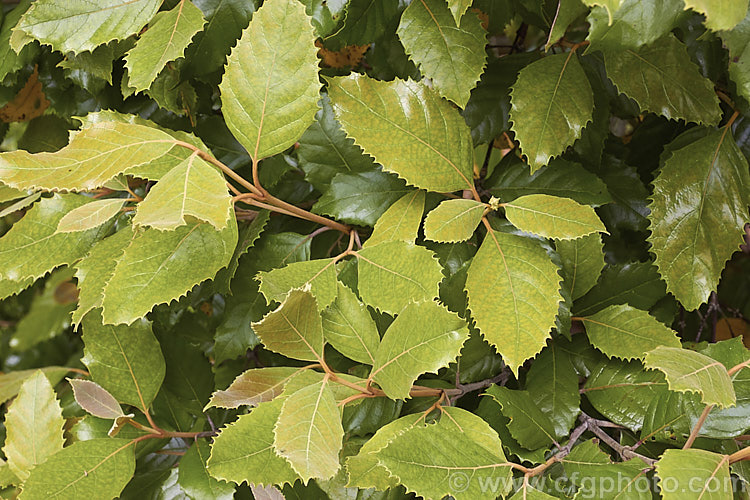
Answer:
466;230;562;374
355;241;443;314
581;304;681;360
371;301;469;399
101;217;238;325
327;74;475;192
365;190;425;247
206;366;307;409
655;449;731;500
397;0;487;107
682;0;747;30
503;194;606;240
3;371;64;481
0;121;176;191
133;152;232;231
125;0;206;92
644;346;736;408
510;52;594;172
55;198;124;233
220;0;320;161
252;288;325;362
322;282;380;365
257;259;338;311
274;378;344;482
423;198;486;243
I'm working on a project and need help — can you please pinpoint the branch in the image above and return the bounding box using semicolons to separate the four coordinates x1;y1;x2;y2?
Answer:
580;413;656;466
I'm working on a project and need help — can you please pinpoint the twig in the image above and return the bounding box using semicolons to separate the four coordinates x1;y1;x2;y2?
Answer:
684;404;713;449
580;413;656;466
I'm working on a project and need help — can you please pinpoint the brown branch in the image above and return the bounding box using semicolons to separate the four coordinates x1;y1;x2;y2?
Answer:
684;404;714;449
580;413;656;466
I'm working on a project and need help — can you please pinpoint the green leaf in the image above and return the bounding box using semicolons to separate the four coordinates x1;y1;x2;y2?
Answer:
370;300;469;399
423;199;485;243
503;194;606;239
274;378;344;482
258;259;338;311
0;192;41;219
0;1;38;82
604;35;721;125
355;241;443;314
510;52;594;172
253;288;325;362
583;358;668;430
0;367;70;405
0;121;176;191
178;441;235;500
322;282;380;365
365;190;425;247
509;485;559;499
327;74;475;192
466;230;562;374
581;304;681;360
297;94;377;190
69;379;128;420
81;310;165;412
655;449;731;500
396;0;487;107
313;170;411;226
486;156;613;207
721;11;750;105
447;0;473;24
3;371;64;480
133;152;232;231
345;413;425;490
581;0;622;22
11;0;161;54
561;440;651;500
10;266;75;352
557;233;605;301
648;128;750;310
0;183;28;204
525;344;581;440
0;194;111;282
486;385;557;450
547;0;588;49
586;0;684;53
378;406;512;500
208;398;299;487
574;262;667;316
55;198;124;233
682;0;747;30
220;0;320;161
72;226;133;326
101;217;238;325
18;439;135;500
206;366;307;409
644;346;736;408
125;0;206;92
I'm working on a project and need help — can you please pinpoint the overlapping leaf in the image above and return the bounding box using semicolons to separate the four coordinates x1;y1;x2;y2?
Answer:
101;217;238;325
0;194;111;283
355;240;443;314
486;385;556;450
365;190;425;247
257;259;338;311
581;305;681;360
466;230;562;374
557;233;605;301
252;288;325;362
206;366;306;409
655;449;731;500
648;128;750;310
397;0;487;107
682;0;747;30
81;310;165;412
178;441;235;500
0;121;176;191
322;282;380;365
220;0;320;161
510;52;594;172
604;35;721;125
378;407;512;500
18;439;135;500
371;301;469;399
424;199;485;243
56;199;124;233
3;371;64;481
327;74;475;192
644;346;736;408
125;0;206;92
503;194;606;240
133;152;232;230
11;0;161;54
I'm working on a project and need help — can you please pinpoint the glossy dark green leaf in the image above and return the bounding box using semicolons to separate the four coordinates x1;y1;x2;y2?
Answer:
486;385;556;450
